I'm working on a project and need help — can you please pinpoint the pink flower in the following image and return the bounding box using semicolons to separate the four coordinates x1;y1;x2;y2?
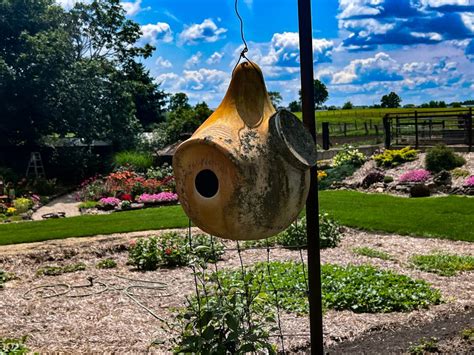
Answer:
137;192;178;204
464;175;474;187
129;239;136;247
99;197;121;206
399;169;431;183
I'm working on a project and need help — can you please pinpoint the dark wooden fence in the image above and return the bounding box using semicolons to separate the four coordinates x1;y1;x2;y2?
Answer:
383;108;473;151
319;121;383;150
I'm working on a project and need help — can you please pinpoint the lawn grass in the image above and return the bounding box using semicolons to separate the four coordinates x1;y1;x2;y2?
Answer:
319;191;474;242
0;191;472;246
0;206;188;246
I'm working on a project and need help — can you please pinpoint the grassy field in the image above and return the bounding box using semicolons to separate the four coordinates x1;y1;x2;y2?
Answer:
294;107;470;136
0;191;472;245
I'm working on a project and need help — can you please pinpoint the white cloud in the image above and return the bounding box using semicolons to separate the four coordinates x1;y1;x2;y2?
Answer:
140;22;173;44
55;0;84;9
206;52;224;65
338;0;383;19
261;32;334;66
179;19;227;45
411;32;443;41
331;52;402;84
184;52;203;68
155;56;173;68
420;0;470;8
121;0;149;16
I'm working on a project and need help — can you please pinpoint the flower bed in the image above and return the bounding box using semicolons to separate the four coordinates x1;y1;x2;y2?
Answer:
399;169;431;183
137;192;178;205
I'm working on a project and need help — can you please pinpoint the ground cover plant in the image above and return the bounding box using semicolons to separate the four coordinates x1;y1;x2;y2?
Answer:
408;337;439;355
113;151;154;172
96;258;117;269
37;262;86;276
0;191;473;245
352;247;392;261
0;336;30;354
0;269;16;288
213;261;441;315
410;253;474;276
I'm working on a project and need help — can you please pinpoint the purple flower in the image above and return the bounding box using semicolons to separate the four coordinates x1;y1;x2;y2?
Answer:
399;169;431;183
99;197;121;206
137;192;178;203
464;175;474;187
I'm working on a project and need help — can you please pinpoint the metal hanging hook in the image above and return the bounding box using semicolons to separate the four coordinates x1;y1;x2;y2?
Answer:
233;0;250;73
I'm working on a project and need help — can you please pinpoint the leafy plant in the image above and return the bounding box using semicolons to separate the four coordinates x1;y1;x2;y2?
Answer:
214;262;441;315
12;198;33;214
37;262;86;276
0;269;16;288
128;233;224;270
96;258;117;269
425;145;465;173
333;145;366;168
128;237;161;270
173;272;276;354
146;163;174;180
383;175;394;183
461;328;474;341
451;168;470;179
362;170;385;188
410;184;431;198
373;146;418;168
352;247;392;260
0;336;30;354
318;163;358;190
410;253;474;276
78;201;99;210
114;151;154;172
275;214;342;249
408;337;439;355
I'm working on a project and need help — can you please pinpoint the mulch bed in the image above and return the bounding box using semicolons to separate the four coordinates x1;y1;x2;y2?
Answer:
0;228;473;353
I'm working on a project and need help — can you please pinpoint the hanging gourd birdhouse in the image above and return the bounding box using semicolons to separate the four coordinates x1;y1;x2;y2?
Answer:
173;61;316;240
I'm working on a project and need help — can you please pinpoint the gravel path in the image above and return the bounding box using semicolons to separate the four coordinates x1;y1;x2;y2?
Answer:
32;193;81;220
1;228;472;353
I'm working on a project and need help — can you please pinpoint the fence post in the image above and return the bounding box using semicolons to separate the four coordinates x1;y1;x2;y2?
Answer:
322;122;330;150
364;122;369;135
343;123;347;136
415;110;419;148
468;108;473;152
383;115;390;149
375;124;379;136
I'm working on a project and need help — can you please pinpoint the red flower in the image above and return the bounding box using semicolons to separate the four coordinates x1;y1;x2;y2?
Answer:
164;248;172;255
121;193;132;201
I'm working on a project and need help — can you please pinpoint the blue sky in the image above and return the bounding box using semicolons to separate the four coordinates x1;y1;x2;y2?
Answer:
61;0;474;107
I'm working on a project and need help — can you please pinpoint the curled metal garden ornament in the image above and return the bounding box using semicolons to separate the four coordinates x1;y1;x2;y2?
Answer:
173;61;316;240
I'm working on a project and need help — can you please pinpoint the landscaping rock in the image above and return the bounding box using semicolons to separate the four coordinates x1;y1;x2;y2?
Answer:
433;170;452;186
410;184;431;198
361;170;385;189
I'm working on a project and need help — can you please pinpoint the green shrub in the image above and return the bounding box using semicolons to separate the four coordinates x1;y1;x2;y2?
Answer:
28;178;58;196
276;214;342;249
461;328;474;341
373;146;418;168
37;262;86;276
425;145;465;173
114;151;153;172
12;198;33;214
78;201;99;210
0;336;30;354
352;247;392;260
214;262;441;314
410;184;431;198
174;278;276;354
128;236;161;270
96;258;117;269
410;253;474;276
146;163;174;180
333;145;366;168
451;167;470;178
318;163;357;190
128;233;224;270
383;175;394;183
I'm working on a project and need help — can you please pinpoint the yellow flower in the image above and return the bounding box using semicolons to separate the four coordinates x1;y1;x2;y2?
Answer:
317;170;327;181
6;207;16;215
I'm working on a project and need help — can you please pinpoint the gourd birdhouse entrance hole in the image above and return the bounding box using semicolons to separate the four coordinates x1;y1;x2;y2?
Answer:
173;61;316;241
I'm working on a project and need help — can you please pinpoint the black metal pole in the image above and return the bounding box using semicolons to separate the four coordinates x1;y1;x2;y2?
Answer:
297;1;324;354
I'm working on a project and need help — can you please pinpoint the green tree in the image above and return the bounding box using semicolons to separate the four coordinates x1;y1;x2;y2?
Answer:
380;92;402;108
268;91;283;109
288;100;301;112
299;79;329;109
342;101;353;110
168;93;192;112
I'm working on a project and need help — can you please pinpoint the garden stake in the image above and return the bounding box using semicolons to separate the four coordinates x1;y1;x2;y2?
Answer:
298;0;324;353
